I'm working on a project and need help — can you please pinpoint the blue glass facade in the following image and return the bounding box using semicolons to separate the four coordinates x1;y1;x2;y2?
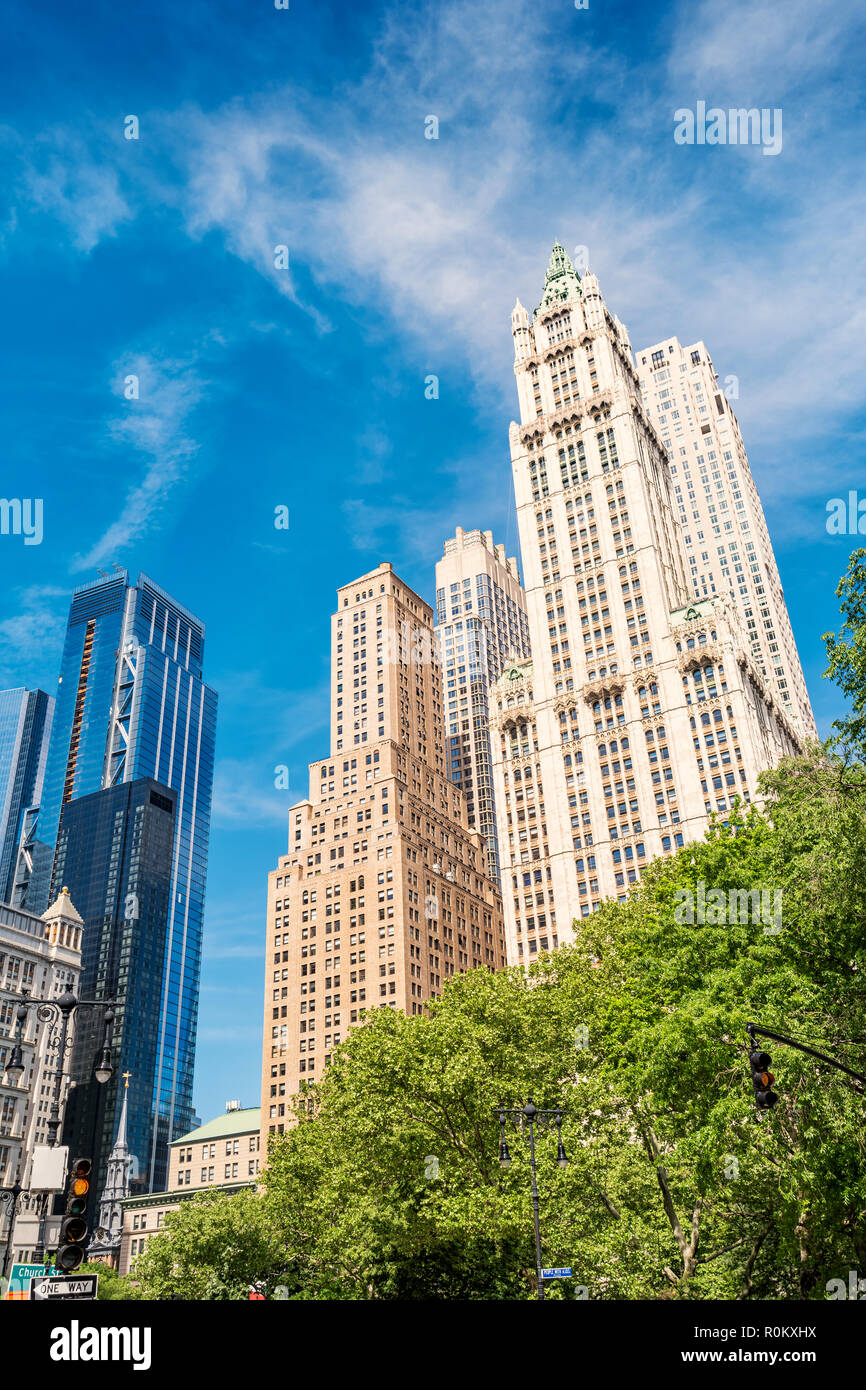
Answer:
55;778;177;1203
0;687;53;904
26;571;217;1189
435;558;530;882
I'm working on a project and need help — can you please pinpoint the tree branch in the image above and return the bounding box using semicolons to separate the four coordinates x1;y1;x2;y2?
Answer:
598;1188;621;1220
696;1236;749;1265
737;1227;769;1300
640;1121;688;1257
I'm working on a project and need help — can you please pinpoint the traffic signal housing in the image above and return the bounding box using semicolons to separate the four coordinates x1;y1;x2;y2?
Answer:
57;1157;91;1272
749;1049;778;1113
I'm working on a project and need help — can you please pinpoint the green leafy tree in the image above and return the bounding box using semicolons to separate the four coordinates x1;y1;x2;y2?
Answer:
130;1189;292;1300
255;751;865;1300
823;547;866;756
76;1260;141;1300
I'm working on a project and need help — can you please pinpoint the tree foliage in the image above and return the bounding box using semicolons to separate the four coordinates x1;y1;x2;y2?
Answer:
130;1189;288;1300
824;546;866;757
76;1260;141;1301
251;750;865;1299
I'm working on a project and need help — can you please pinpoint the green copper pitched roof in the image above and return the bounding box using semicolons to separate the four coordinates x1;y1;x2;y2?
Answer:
171;1107;261;1147
535;240;582;315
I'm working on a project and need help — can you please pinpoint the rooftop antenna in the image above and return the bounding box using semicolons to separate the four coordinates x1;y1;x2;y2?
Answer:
97;569;109;578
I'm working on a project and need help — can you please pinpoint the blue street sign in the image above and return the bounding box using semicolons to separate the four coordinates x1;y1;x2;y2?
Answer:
541;1267;573;1279
6;1263;46;1299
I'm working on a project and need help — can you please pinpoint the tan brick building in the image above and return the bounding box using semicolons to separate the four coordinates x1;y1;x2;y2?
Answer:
261;564;507;1142
118;1103;260;1275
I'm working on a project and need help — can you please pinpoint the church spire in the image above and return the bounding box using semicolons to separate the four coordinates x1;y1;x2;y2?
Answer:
88;1071;133;1267
113;1071;130;1152
536;239;582;314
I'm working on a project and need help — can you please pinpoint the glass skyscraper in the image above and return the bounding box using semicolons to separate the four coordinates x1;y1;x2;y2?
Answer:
0;688;53;905
25;570;217;1189
435;529;530;882
55;778;177;1204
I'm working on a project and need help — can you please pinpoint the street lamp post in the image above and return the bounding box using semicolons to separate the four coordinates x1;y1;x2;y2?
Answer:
3;989;116;1264
0;1175;26;1281
5;989;117;1147
495;1097;568;1301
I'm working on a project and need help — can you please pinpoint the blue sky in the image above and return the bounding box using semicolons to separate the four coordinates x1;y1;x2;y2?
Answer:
1;0;864;1124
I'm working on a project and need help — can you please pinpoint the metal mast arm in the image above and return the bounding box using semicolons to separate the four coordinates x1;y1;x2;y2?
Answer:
746;1022;866;1087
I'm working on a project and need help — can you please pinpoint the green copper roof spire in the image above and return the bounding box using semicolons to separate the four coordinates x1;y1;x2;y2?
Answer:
536;239;582;314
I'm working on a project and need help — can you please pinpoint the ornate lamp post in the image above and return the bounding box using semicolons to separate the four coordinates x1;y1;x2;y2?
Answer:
0;1174;27;1281
3;989;116;1265
495;1097;568;1301
4;988;117;1145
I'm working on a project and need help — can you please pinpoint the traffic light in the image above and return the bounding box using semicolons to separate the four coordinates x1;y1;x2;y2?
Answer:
749;1049;778;1112
56;1157;91;1272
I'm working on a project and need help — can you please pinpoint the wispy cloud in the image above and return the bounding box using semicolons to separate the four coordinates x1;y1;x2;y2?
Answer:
210;758;294;829
208;674;330;827
6;127;133;254
71;350;207;573
0;584;68;686
3;0;864;518
667;0;865;95
155;0;866;458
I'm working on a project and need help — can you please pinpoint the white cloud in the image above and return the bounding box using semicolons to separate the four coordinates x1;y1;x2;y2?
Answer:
70;351;206;572
12;129;132;253
0;585;68;686
210;758;295;829
142;0;863;464
667;0;864;96
4;0;865;481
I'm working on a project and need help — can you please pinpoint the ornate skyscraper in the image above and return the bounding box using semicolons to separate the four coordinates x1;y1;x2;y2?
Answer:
490;244;803;963
0;887;82;1269
634;336;816;740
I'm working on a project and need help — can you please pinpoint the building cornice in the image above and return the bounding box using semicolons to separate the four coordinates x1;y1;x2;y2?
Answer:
120;1180;255;1211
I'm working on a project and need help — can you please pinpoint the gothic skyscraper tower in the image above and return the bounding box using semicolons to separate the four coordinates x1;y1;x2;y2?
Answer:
490;244;802;963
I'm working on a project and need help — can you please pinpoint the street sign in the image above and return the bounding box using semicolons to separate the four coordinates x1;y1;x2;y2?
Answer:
541;1267;573;1279
29;1143;69;1192
5;1263;46;1299
30;1274;98;1301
